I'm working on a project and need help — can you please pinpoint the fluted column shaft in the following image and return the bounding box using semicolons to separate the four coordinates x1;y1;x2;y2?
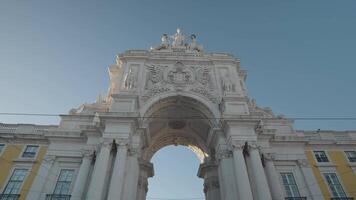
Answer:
137;160;153;200
71;151;92;200
264;155;284;200
122;151;140;200
232;146;254;200
198;162;220;200
217;149;239;200
107;143;128;200
249;147;272;200
26;156;55;200
87;143;111;200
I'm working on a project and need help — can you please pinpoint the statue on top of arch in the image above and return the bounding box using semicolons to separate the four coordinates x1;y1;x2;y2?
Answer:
152;28;203;52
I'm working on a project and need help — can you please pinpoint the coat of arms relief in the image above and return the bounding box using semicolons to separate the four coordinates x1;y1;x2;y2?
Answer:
143;62;218;103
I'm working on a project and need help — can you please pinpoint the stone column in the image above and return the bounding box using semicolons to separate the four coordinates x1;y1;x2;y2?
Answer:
86;142;111;200
107;142;128;200
217;148;239;200
264;154;284;200
71;150;93;200
122;148;140;200
297;159;324;200
137;160;154;200
248;146;272;200
232;144;254;200
198;161;220;200
25;155;55;200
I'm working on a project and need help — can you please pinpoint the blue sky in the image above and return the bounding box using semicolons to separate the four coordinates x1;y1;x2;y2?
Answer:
1;0;356;199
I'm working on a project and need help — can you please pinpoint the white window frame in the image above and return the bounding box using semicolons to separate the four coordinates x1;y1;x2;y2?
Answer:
0;143;6;156
322;172;348;198
277;163;309;199
344;151;356;163
21;144;39;159
52;169;76;195
280;172;302;198
1;168;29;196
313;150;330;163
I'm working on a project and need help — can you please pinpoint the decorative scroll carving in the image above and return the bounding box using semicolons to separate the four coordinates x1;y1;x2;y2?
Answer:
196;67;211;86
145;64;164;88
190;87;218;103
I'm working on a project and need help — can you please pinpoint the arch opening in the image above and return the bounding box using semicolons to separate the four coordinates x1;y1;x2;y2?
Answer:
146;145;205;200
141;95;215;162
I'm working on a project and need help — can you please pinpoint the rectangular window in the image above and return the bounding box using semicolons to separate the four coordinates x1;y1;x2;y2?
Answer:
314;151;329;162
2;169;28;195
345;151;356;162
53;169;75;195
0;144;5;154
281;172;301;197
22;145;39;158
324;173;347;198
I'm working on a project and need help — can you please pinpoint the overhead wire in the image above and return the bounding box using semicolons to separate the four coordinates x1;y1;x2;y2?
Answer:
1;112;356;121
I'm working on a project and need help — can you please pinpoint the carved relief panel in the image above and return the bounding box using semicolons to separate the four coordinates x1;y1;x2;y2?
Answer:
142;61;219;104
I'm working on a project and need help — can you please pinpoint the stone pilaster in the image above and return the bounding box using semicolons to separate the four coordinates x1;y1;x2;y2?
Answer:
121;146;141;200
198;161;220;200
264;153;284;200
247;144;272;200
137;160;154;200
87;142;112;200
231;143;254;200
216;145;239;200
26;155;55;200
107;140;129;200
71;149;94;200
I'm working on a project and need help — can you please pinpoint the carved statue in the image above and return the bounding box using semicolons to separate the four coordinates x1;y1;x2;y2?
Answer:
161;34;169;46
171;28;185;48
221;73;235;92
188;34;203;52
124;67;136;90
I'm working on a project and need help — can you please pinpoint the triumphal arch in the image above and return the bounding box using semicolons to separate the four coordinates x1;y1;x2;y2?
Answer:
25;29;324;200
81;28;276;200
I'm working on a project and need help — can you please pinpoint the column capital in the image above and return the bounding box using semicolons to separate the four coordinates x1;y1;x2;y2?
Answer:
128;146;140;156
231;142;244;150
248;142;259;150
115;139;129;147
102;141;113;149
263;153;276;161
216;149;233;160
43;155;56;164
297;159;310;168
81;149;95;159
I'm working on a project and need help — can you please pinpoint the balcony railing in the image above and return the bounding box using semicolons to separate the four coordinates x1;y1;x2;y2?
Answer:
0;194;20;200
45;194;71;200
285;197;307;200
331;198;354;200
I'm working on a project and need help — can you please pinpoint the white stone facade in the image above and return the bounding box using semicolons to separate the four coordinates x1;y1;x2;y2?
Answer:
1;29;356;200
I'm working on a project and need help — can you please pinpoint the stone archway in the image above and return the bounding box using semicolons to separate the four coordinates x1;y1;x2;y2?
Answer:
137;95;220;200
